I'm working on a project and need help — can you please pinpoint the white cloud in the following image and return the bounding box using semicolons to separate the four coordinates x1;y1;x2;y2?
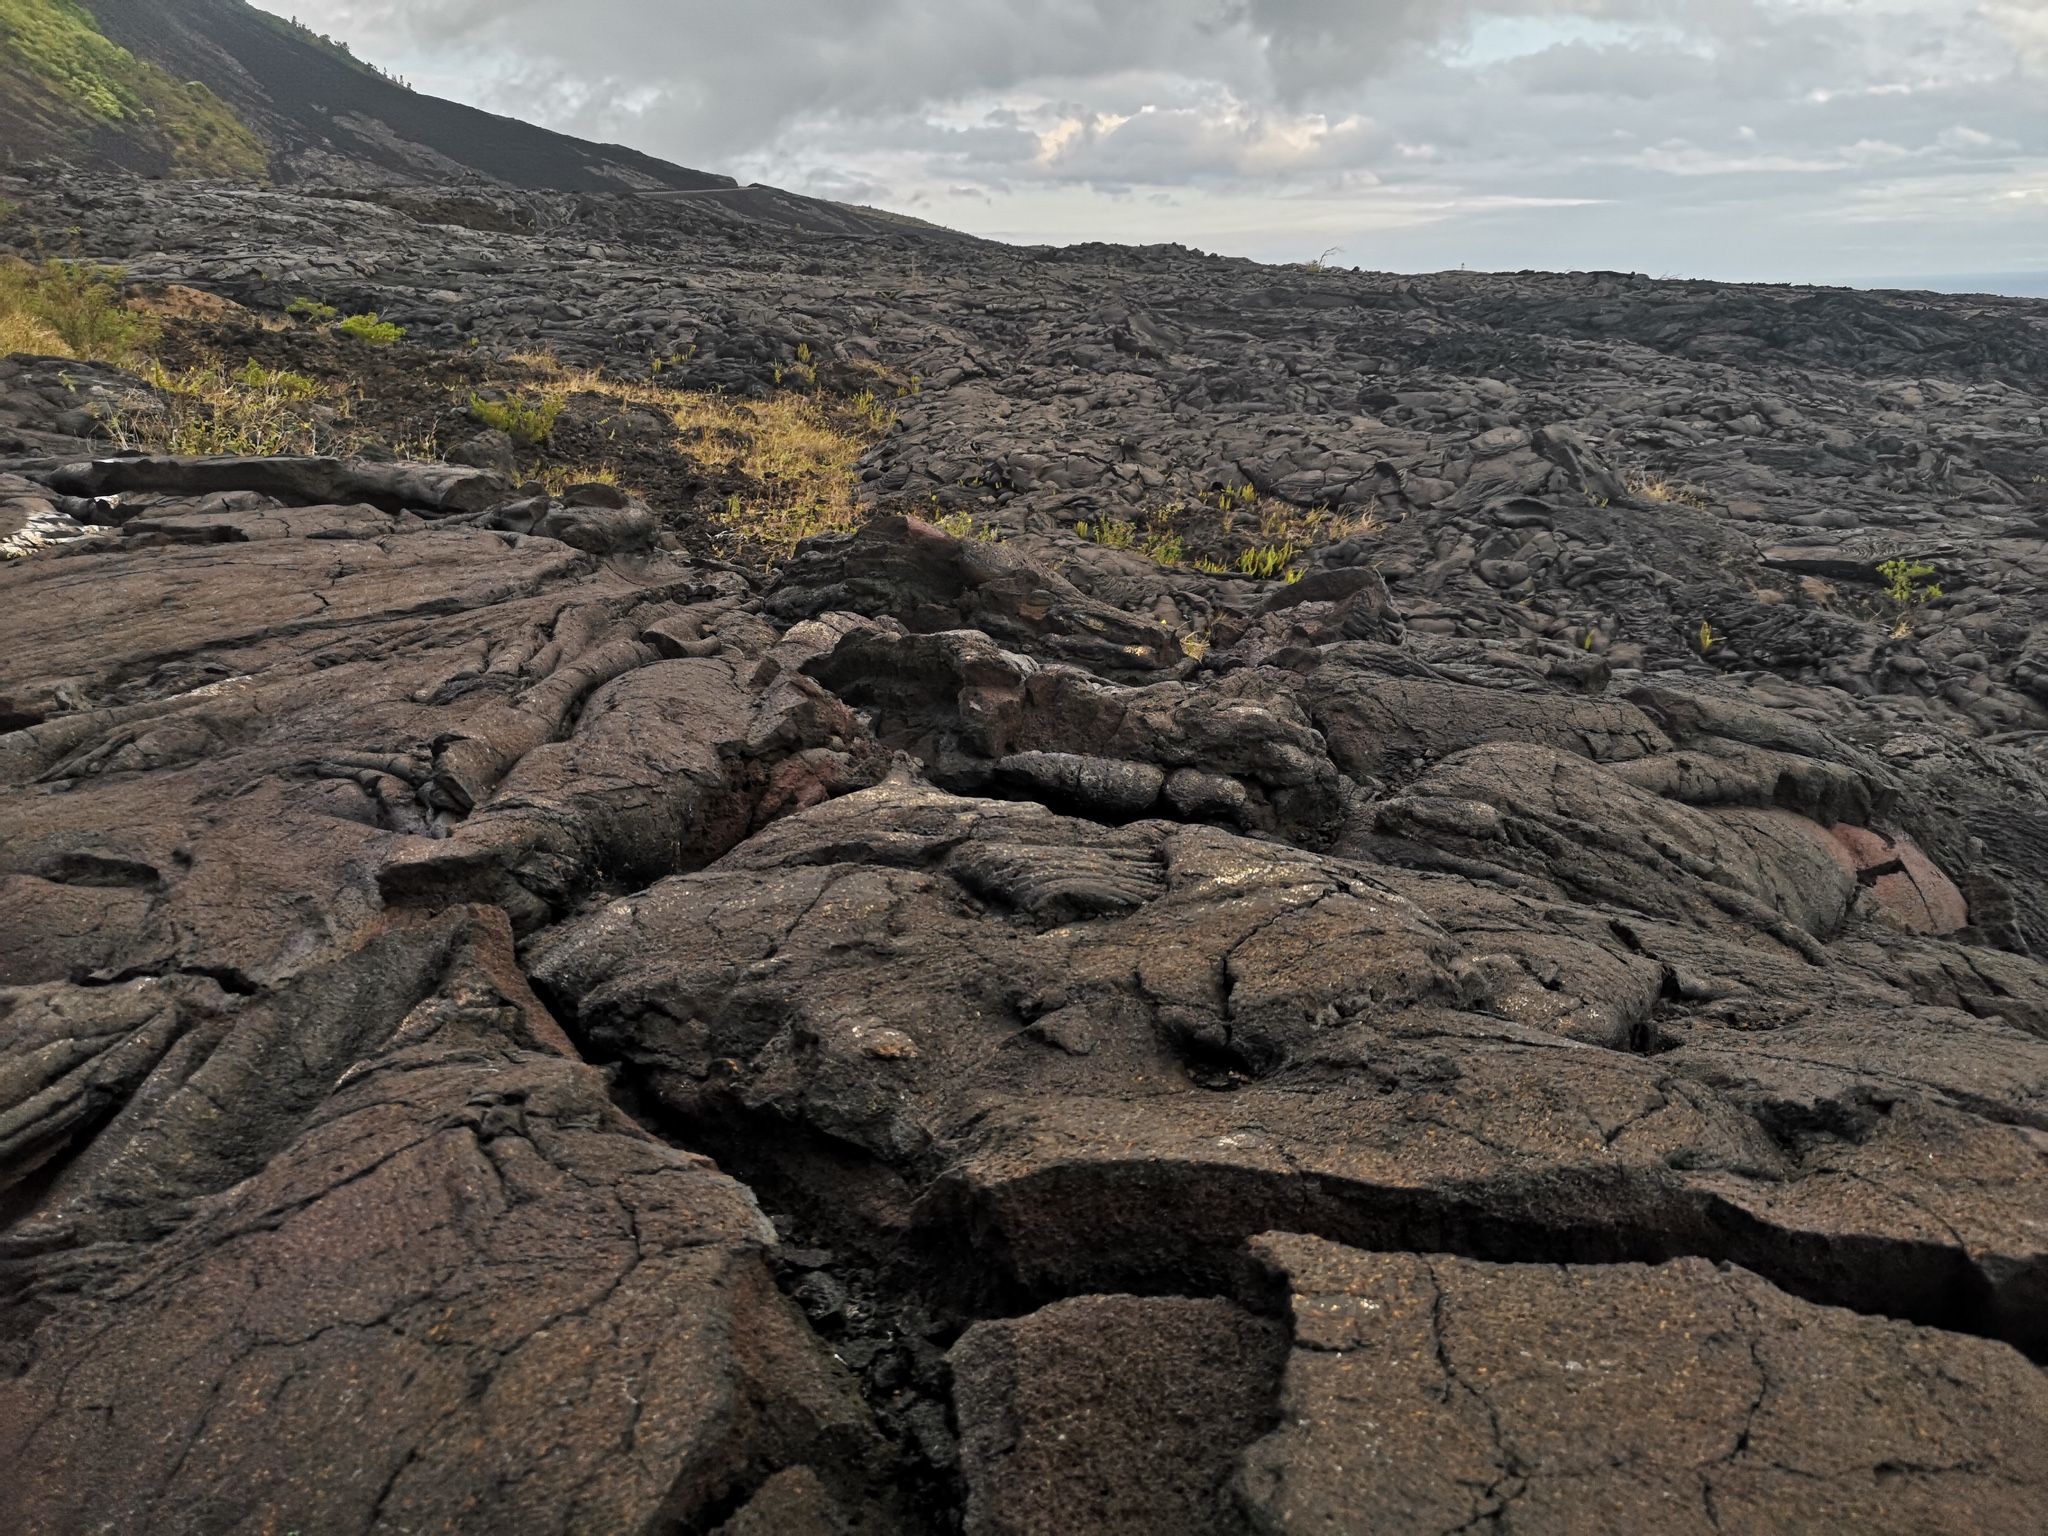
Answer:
257;2;2048;283
1985;0;2048;68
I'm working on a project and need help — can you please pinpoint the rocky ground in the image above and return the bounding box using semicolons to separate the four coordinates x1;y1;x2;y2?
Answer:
3;170;2048;1534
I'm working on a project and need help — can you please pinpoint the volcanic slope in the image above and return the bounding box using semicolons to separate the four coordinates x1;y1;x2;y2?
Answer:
4;0;749;192
2;174;2047;1534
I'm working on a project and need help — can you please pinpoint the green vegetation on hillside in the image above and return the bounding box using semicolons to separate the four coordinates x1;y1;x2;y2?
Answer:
0;257;158;361
254;8;415;90
0;0;268;178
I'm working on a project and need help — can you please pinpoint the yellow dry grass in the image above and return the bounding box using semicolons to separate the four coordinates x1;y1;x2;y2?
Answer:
508;354;895;559
675;392;876;555
126;284;252;324
0;308;66;357
1626;472;1711;509
109;357;357;457
0;257;159;363
537;463;620;495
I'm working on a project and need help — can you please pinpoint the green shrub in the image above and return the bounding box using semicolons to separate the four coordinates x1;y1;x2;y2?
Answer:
287;296;338;323
0;258;157;362
337;312;404;345
1879;557;1942;607
470;392;562;447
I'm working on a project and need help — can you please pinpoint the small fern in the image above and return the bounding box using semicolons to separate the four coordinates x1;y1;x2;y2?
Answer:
1235;543;1301;580
1878;558;1942;607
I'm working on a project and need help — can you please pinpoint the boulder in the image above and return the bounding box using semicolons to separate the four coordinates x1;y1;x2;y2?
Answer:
43;454;513;514
1238;1233;2048;1535
769;516;1183;678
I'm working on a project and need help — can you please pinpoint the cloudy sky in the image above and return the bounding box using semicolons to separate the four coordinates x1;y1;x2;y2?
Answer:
260;2;2048;289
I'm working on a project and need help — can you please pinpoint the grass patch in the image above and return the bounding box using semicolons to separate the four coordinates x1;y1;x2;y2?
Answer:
1076;517;1140;551
337;313;405;346
537;464;620;496
1076;516;1187;566
110;356;355;457
847;389;900;433
1233;544;1304;580
932;509;1001;542
470;392;562;446
495;354;895;559
0;258;158;363
1626;472;1711;509
0;300;66;357
1245;499;1380;548
685;392;879;556
1079;495;1373;579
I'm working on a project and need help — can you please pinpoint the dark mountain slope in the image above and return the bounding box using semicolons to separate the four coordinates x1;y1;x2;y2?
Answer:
3;1;975;238
0;0;733;190
78;0;734;189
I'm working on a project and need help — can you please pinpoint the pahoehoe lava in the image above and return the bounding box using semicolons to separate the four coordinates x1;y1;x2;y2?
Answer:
3;161;2047;1535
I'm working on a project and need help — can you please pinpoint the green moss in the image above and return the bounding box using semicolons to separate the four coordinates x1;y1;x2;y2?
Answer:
0;0;268;178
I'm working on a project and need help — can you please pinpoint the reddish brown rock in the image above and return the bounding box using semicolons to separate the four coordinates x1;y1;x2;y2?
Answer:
950;1295;1287;1536
0;520;877;983
530;774;2048;1357
1832;823;1971;935
0;928;893;1535
1237;1233;2048;1536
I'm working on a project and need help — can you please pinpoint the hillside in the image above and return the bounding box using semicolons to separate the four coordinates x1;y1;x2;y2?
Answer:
0;0;268;177
2;169;2048;1532
2;0;737;189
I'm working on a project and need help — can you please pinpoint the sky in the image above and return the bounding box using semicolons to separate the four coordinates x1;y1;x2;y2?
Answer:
257;2;2048;290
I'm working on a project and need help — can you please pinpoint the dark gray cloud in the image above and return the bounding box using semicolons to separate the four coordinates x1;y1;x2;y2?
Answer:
265;2;2048;284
